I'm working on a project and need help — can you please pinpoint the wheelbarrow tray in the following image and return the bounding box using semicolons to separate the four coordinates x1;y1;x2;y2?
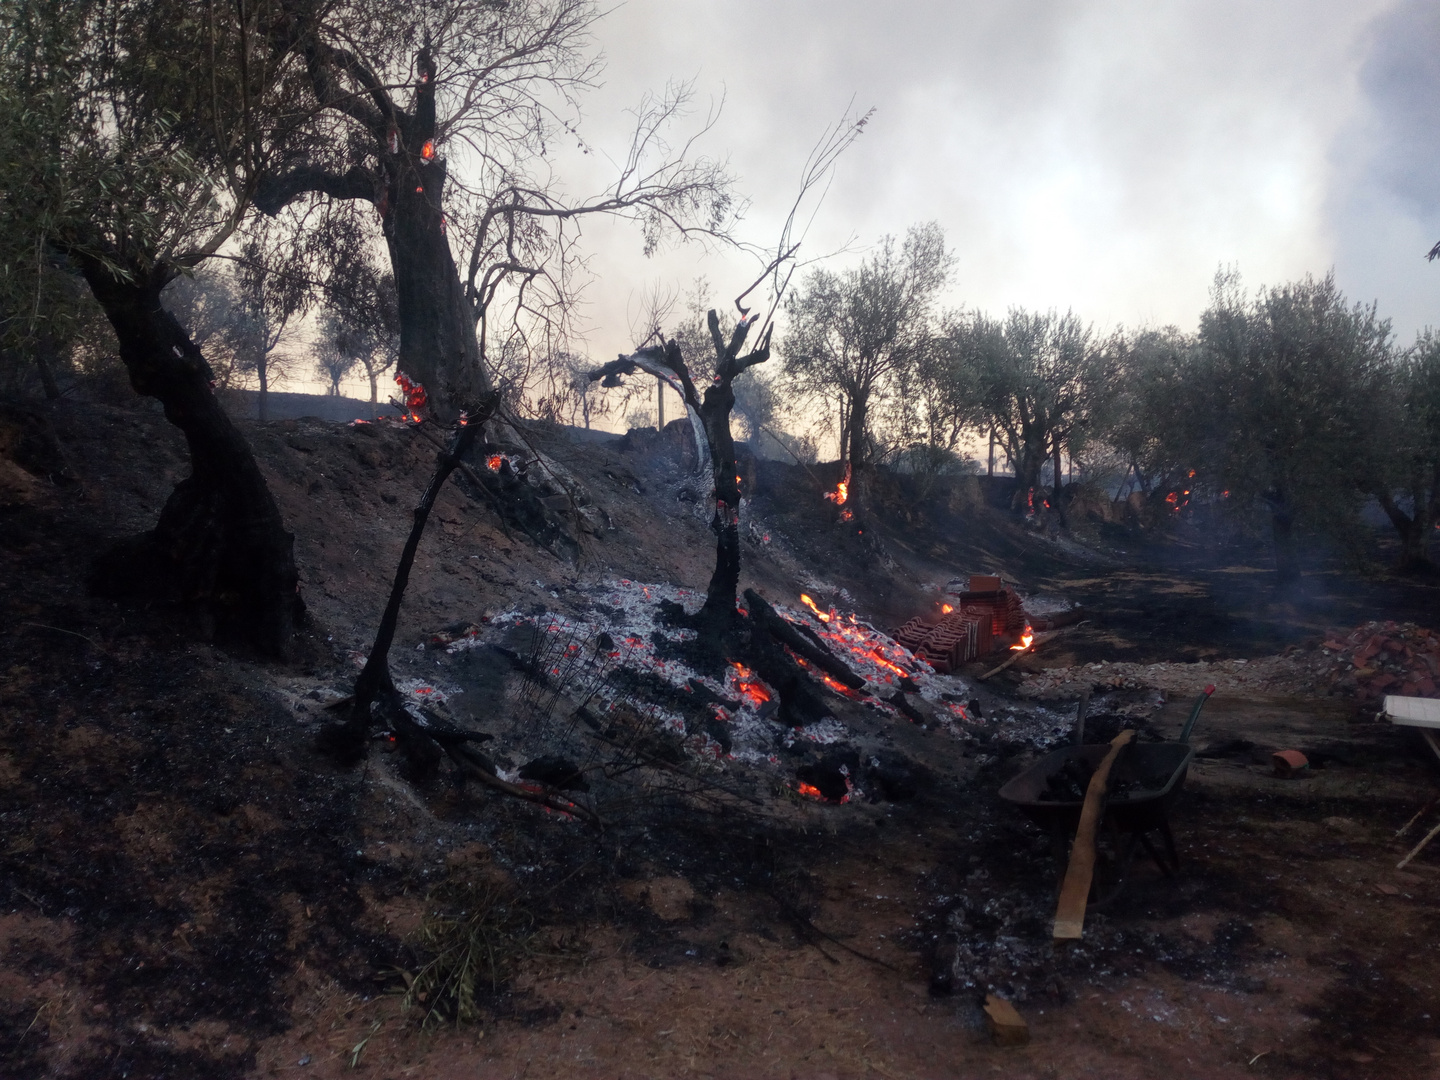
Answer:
998;741;1195;836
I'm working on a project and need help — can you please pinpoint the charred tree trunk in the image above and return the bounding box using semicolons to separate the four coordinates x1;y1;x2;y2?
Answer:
590;313;770;642
256;355;270;421
256;37;487;420
1053;439;1063;506
383;155;488;418
34;330;62;400
74;257;302;656
1267;491;1301;585
1375;484;1439;572
697;368;743;629
1009;437;1047;512
843;389;869;474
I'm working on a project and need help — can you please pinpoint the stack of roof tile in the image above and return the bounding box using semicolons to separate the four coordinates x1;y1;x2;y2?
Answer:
891;612;990;674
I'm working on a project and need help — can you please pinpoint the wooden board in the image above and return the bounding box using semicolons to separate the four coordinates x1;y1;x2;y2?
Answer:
1053;729;1135;940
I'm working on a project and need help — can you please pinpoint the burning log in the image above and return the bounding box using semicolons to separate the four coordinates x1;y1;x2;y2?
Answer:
742;589;866;691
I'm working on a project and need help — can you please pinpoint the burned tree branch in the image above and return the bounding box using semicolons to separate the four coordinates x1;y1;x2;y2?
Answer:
318;404;491;763
254;165;378;216
743;589;865;691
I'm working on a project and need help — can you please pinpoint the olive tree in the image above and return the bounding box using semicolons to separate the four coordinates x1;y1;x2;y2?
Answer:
1195;270;1392;583
781;222;951;484
0;0;307;653
954;308;1116;513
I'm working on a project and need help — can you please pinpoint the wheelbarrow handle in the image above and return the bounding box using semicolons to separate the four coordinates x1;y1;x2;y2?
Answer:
1179;684;1215;744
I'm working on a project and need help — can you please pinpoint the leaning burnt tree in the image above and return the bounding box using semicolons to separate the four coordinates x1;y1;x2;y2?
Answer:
74;261;302;653
2;0;306;654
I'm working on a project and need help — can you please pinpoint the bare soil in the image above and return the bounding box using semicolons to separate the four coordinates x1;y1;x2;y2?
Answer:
2;398;1439;1080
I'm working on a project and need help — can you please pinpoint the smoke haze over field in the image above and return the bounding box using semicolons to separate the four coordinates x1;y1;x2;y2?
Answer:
547;0;1440;360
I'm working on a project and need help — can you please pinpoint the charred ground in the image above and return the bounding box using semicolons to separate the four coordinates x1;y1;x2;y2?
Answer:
2;398;1439;1079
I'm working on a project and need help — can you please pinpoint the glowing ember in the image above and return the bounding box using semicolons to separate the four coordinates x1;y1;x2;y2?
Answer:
420;139;436;160
395;371;427;422
729;662;772;706
1011;625;1034;652
823;463;852;506
486;454;504;471
796;781;825;800
799;594;832;623
816;619;911;681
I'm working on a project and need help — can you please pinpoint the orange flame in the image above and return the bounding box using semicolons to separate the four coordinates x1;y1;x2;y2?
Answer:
796;782;824;800
799;594;832;623
1011;625;1034;652
824;463;852;506
395;372;427;422
940;603;954;614
486;455;504;471
420;139;435;160
729;662;772;706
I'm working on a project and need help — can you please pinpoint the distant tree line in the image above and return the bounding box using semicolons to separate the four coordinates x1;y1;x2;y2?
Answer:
776;223;1440;578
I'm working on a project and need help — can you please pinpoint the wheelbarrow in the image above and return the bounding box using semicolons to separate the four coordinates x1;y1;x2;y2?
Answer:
998;686;1214;907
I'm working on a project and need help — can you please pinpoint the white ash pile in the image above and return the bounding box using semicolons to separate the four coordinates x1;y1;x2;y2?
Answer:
387;580;1079;805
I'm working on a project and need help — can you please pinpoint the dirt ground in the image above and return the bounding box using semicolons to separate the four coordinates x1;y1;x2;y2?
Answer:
2;398;1439;1080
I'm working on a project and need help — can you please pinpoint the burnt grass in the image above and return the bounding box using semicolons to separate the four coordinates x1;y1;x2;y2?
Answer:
3;399;1440;1077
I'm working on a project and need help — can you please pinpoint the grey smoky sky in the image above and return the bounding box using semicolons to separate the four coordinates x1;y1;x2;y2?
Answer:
543;0;1440;360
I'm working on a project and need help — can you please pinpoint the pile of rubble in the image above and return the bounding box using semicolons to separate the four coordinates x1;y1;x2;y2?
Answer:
1017;620;1440;706
1320;621;1440;702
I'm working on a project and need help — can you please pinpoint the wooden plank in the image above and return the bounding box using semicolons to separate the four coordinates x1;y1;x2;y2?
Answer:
1053;729;1136;940
983;994;1029;1046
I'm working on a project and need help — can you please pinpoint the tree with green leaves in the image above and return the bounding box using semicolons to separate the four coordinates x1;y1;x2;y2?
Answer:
1368;331;1440;571
0;0;307;653
1194;270;1393;583
954;307;1115;514
1100;325;1201;501
781;222;951;486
